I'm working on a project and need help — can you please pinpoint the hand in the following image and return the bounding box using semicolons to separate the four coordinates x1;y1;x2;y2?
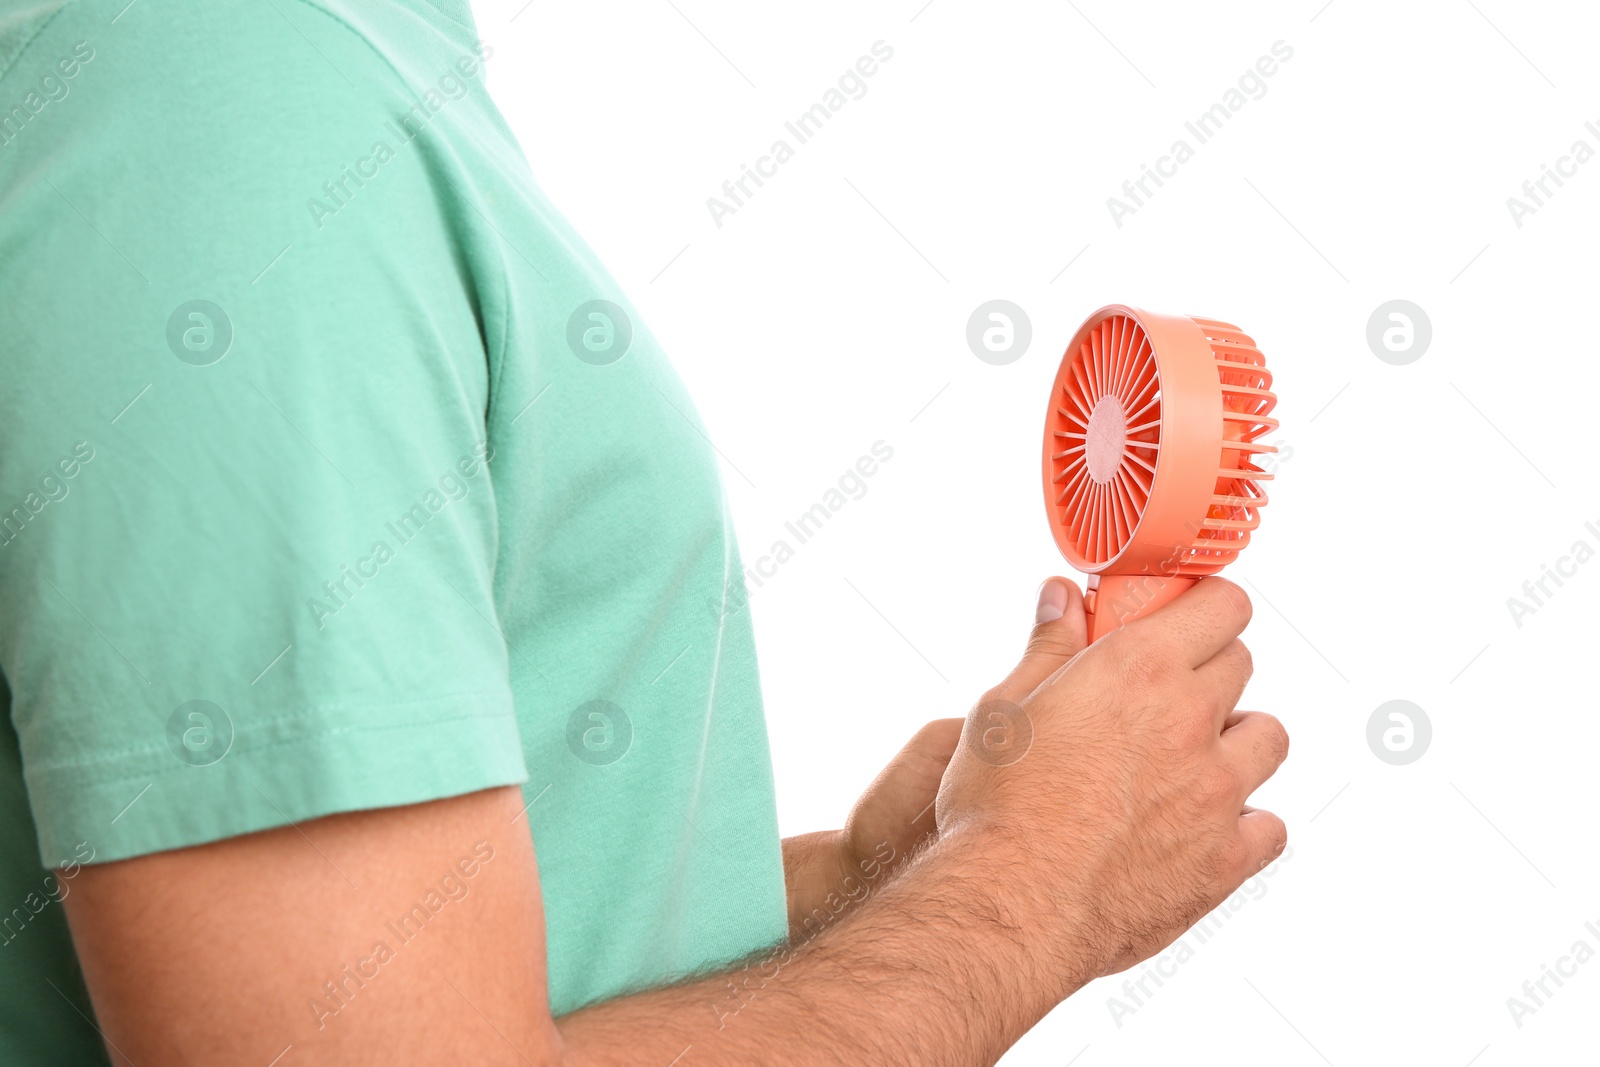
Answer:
935;575;1289;992
783;718;964;937
838;579;1095;875
786;582;1092;928
839;717;964;876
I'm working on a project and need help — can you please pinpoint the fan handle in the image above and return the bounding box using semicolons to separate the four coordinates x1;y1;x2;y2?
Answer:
1083;573;1199;642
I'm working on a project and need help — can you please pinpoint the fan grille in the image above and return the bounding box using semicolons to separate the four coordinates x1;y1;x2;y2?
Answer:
1049;314;1161;566
1047;313;1278;573
1187;317;1277;574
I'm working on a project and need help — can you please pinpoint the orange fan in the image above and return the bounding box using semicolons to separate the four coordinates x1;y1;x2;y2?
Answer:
1041;305;1278;641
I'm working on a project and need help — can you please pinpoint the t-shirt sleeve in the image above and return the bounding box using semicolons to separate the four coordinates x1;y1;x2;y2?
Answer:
0;3;525;866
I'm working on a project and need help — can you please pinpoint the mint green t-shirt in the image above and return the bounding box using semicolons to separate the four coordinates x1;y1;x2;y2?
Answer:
0;1;786;1060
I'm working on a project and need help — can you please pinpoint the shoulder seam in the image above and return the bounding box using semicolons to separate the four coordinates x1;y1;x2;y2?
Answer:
282;0;507;422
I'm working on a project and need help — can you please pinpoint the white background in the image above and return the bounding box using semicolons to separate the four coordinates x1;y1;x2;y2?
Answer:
480;1;1599;1063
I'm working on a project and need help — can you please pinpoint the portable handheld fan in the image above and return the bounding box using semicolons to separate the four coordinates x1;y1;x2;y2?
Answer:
1041;305;1278;642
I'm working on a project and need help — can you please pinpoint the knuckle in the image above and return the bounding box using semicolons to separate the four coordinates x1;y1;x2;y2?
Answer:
1230;639;1254;684
1265;815;1289;855
1249;814;1289;871
1257;714;1290;766
1108;633;1165;691
1173;699;1216;747
976;686;1008;710
1024;628;1067;661
1212;578;1253;629
968;692;1026;741
1217;835;1251;879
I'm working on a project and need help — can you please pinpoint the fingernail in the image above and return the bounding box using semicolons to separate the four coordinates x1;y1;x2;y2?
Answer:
1035;579;1067;624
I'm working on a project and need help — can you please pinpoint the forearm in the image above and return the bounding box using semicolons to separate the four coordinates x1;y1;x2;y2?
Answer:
557;825;1083;1067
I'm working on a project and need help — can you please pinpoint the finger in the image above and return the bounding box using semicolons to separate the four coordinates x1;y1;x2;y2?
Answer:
994;577;1089;698
1220;711;1289;797
902;717;963;771
1232;808;1288;880
1194;639;1253;727
860;719;963;840
1124;576;1251;669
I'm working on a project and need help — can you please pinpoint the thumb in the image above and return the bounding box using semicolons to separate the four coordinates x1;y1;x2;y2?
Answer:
995;577;1090;698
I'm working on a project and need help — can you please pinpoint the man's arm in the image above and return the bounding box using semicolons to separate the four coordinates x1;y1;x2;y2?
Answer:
61;577;1287;1066
564;819;1069;1066
63;785;1058;1067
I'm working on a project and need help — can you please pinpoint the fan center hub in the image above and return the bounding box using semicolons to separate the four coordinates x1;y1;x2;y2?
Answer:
1085;395;1127;483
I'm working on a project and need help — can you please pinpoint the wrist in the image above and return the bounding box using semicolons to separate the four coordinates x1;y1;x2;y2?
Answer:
807;819;1088;1063
931;815;1107;1008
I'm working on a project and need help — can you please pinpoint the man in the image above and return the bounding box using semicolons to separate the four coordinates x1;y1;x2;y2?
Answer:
0;1;1287;1062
